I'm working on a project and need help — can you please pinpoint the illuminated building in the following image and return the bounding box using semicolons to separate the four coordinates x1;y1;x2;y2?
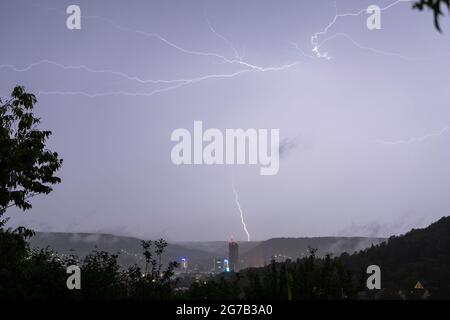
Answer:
228;239;239;272
215;259;224;272
180;257;188;271
223;259;230;272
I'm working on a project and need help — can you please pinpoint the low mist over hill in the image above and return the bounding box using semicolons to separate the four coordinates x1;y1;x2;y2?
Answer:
240;237;385;268
28;232;385;270
28;232;214;270
340;216;450;298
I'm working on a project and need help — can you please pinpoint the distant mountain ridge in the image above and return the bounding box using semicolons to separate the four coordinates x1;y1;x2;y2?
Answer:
240;236;386;268
28;232;214;270
28;232;385;270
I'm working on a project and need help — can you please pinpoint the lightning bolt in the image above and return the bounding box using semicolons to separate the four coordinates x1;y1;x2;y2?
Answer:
10;1;422;98
232;180;251;242
32;62;298;98
0;60;186;84
205;17;243;61
311;0;413;59
306;1;450;148
0;58;297;98
290;42;317;59
1;10;299;98
12;0;432;100
317;33;449;61
85;14;267;71
371;126;450;145
34;69;254;98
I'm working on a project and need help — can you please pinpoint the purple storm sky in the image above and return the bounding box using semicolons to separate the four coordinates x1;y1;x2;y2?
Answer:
1;0;450;241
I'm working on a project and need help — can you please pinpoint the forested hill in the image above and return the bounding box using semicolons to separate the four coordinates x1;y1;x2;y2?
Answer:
241;237;385;268
340;216;450;298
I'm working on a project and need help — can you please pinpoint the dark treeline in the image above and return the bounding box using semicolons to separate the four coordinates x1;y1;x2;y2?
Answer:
188;216;450;300
0;227;358;300
0;228;179;300
2;81;450;300
340;216;450;299
187;250;357;300
1;215;450;300
0;85;361;300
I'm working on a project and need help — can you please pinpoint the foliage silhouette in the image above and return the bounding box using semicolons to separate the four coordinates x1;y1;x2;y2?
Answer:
0;86;62;224
414;0;450;31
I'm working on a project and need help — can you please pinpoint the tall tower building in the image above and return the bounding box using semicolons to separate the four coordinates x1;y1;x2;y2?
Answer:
228;239;239;272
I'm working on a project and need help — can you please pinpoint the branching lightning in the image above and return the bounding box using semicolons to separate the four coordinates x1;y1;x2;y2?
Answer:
2;1;426;98
371;126;450;145
0;12;299;98
31;62;298;98
306;0;450;147
311;0;413;59
3;1;450;242
205;18;243;61
232;180;251;242
318;32;448;61
0;60;185;84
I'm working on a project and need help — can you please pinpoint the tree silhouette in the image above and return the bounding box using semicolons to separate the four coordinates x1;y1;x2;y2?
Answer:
414;0;450;31
0;86;62;224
